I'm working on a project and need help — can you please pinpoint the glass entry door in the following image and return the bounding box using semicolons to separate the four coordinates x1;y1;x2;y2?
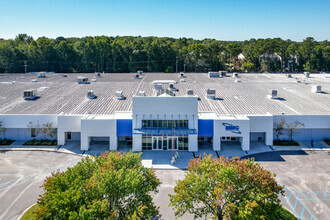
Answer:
152;136;163;150
167;136;178;150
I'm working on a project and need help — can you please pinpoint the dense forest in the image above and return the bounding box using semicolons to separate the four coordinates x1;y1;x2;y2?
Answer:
0;34;329;73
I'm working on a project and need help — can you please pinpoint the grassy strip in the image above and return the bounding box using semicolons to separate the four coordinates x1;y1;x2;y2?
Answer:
324;139;330;146
0;139;15;145
274;140;300;146
23;139;57;146
20;204;38;220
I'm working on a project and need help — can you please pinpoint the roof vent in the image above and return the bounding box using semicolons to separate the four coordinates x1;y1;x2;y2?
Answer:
31;79;38;83
23;89;37;100
91;79;96;82
304;72;310;78
137;70;143;75
311;85;322;93
77;76;89;84
206;89;216;100
232;73;238;78
63;74;67;77
268;89;278;99
287;74;292;78
38;72;46;78
95;72;101;78
187;89;194;96
116;91;125;100
180;79;185;82
154;84;162;91
139;91;146;96
219;71;227;77
169;83;177;91
296;80;301;83
87;90;96;99
208;72;219;78
133;74;139;79
235;79;241;83
179;72;185;78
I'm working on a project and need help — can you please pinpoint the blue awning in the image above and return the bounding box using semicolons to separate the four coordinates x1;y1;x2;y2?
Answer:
133;127;197;135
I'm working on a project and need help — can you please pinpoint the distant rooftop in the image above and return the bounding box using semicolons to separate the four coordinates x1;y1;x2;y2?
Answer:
0;72;329;116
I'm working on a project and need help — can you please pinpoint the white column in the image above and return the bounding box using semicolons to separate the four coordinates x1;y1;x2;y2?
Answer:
213;137;221;151
188;134;198;152
265;131;273;146
133;134;142;152
241;135;250;151
57;131;65;145
110;136;118;151
81;136;89;151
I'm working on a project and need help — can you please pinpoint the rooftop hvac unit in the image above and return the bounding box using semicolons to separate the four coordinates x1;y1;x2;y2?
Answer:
169;83;177;91
138;91;146;96
186;89;194;96
137;70;143;75
116;91;124;100
133;74;139;79
219;71;227;77
87;90;96;99
31;79;38;82
23;89;37;100
304;72;310;78
38;72;46;78
311;85;322;93
77;76;88;84
232;73;238;78
95;72;101;78
154;84;162;91
179;72;185;78
208;72;219;78
268;89;278;99
206;89;216;100
91;79;96;82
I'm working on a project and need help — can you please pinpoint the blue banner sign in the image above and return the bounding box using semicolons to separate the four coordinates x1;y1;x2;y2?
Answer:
222;123;241;134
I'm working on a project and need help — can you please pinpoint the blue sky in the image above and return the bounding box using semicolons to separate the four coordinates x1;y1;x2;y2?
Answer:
0;0;329;41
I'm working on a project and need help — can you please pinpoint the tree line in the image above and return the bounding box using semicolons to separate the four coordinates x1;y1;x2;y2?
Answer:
0;34;329;73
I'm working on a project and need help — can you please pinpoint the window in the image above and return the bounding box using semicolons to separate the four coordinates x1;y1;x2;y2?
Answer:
31;128;36;137
141;120;189;128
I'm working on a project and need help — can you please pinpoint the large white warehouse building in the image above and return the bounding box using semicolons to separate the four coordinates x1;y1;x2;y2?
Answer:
0;72;329;152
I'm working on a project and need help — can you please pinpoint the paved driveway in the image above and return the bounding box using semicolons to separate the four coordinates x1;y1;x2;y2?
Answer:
0;149;329;220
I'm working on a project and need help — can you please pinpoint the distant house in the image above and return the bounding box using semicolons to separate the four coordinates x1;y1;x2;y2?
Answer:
238;53;246;60
259;53;281;62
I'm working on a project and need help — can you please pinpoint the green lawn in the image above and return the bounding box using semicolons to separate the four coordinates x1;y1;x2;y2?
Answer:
325;139;330;146
0;139;15;145
23;139;57;146
20;204;38;220
274;140;300;146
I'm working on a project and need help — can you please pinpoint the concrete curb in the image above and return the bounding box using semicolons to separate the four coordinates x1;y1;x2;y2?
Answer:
17;203;37;220
0;148;86;157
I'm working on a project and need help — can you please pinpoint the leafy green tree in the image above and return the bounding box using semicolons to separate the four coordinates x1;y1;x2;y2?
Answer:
35;151;160;219
169;155;284;220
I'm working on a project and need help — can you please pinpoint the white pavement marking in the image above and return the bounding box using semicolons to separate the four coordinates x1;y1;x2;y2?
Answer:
0;181;36;220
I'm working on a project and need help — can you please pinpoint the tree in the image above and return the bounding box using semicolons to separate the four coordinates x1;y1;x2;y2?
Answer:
273;118;286;144
169;155;284;220
0;120;5;140
284;121;304;141
41;122;57;139
26;121;42;138
35;151;160;219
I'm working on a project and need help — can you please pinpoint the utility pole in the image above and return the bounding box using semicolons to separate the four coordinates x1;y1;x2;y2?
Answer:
176;57;178;73
23;60;28;73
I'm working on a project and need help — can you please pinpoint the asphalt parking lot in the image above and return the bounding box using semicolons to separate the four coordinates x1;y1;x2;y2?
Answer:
0;149;329;220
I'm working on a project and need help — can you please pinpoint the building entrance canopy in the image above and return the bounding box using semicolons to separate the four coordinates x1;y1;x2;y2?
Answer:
133;127;197;135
